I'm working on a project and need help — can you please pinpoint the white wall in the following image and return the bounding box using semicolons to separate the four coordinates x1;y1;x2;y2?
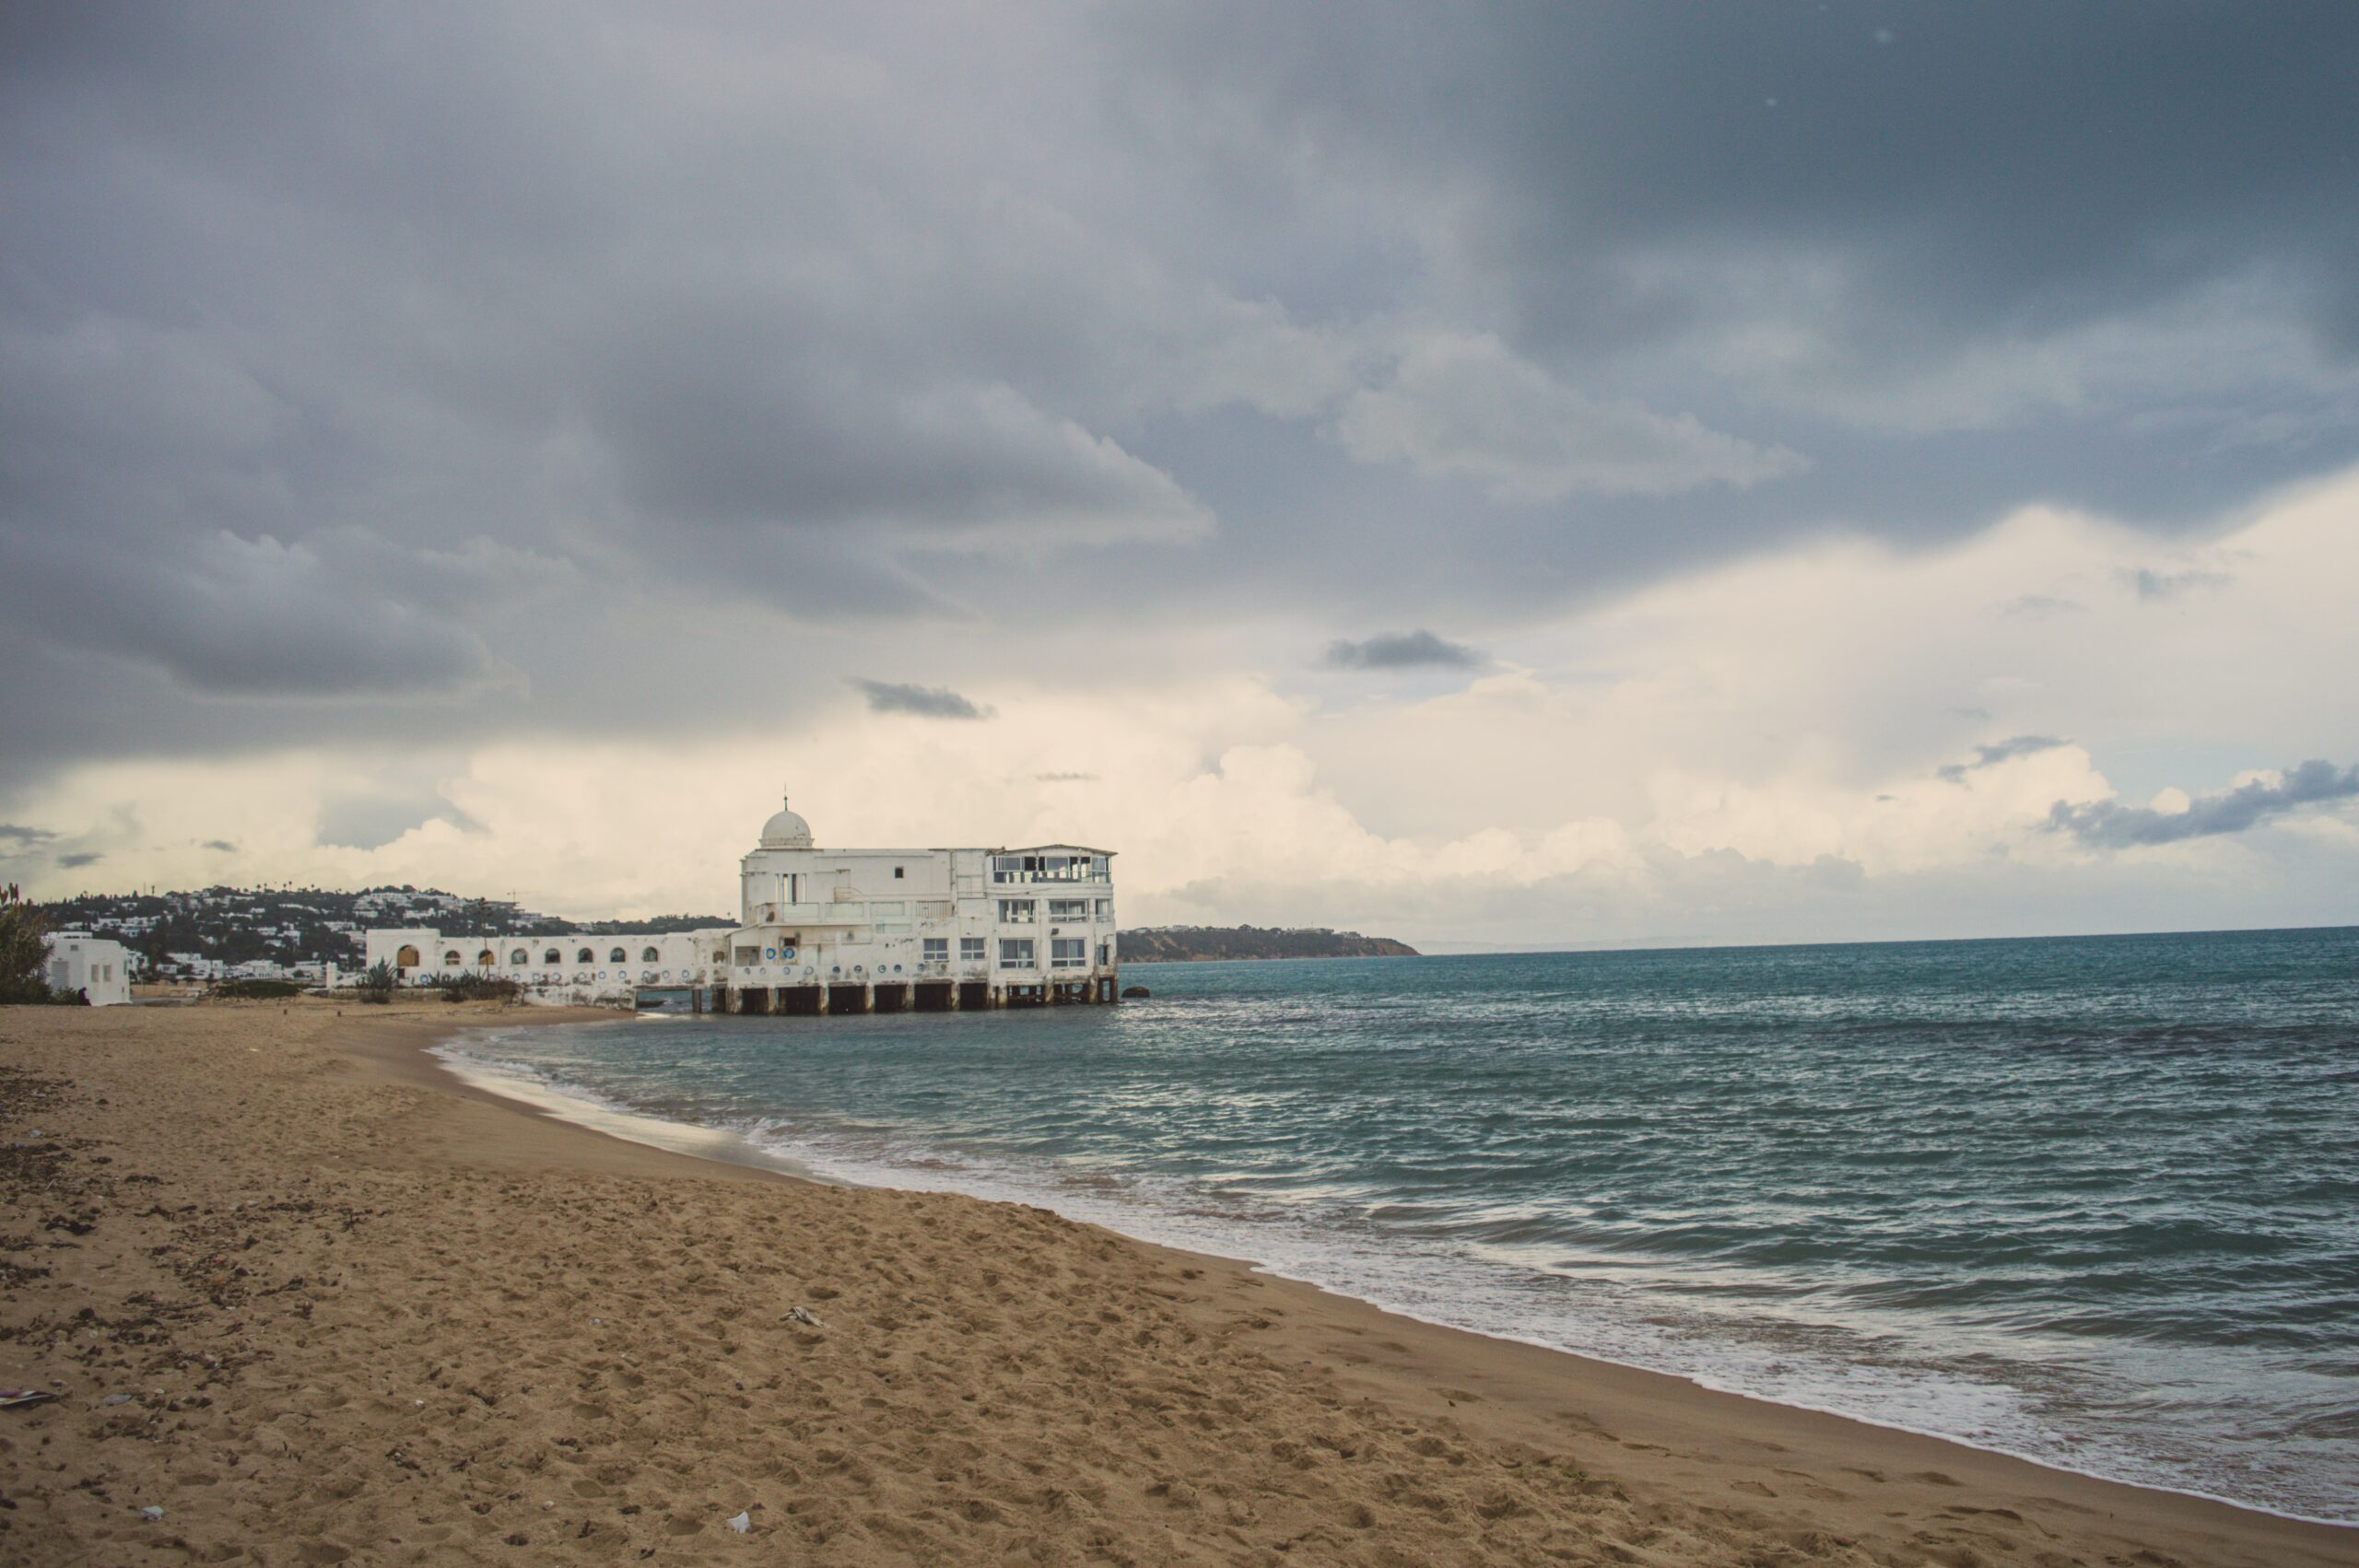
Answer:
43;931;131;1006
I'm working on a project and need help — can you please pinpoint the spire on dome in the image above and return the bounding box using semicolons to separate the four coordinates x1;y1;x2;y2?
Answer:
758;791;815;849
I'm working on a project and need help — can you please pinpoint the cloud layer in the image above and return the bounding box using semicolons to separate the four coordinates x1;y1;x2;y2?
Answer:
4;4;2357;942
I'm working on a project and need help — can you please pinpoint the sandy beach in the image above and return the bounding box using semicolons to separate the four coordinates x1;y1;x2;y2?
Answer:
2;1000;2352;1567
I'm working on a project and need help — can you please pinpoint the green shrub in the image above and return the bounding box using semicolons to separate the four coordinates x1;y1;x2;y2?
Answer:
0;884;55;1005
355;959;396;1004
438;972;521;1003
211;977;305;1000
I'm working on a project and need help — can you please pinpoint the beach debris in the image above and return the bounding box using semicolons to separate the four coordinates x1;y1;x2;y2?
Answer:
783;1305;825;1329
1121;986;1150;999
140;1506;165;1522
0;1389;59;1410
100;1393;134;1406
726;1511;751;1534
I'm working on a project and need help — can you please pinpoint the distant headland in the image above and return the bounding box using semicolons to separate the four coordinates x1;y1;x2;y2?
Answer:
1121;925;1418;963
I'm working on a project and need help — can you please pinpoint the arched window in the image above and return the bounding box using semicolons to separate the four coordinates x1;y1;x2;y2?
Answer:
640;945;660;963
395;944;421;968
543;948;561;965
577;947;594;963
476;949;496;966
509;948;528;965
443;951;462;967
608;946;627;963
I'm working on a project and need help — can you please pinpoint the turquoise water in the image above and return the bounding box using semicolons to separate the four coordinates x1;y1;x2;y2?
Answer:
444;927;2359;1520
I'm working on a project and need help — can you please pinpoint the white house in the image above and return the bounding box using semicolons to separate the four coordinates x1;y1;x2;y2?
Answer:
359;795;1121;1013
43;930;131;1006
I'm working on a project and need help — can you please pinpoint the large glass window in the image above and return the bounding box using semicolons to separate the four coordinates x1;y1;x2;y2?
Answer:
998;938;1034;968
1095;898;1113;919
998;899;1035;923
960;936;987;963
922;937;948;962
1047;898;1088;920
1050;938;1086;968
990;853;1113;884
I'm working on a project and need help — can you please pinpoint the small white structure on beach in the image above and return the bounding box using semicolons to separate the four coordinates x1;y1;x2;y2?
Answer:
43;930;130;1006
359;795;1121;1013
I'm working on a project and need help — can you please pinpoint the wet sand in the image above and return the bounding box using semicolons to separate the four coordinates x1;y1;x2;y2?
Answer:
2;999;2353;1565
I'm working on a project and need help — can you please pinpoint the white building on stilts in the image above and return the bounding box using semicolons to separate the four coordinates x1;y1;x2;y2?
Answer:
361;795;1121;1013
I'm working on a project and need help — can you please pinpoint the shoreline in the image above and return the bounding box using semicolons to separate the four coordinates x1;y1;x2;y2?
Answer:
413;1009;2355;1544
4;998;2352;1566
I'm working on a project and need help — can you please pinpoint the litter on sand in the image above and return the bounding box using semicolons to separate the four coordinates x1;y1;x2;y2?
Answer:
0;1389;59;1410
726;1511;751;1533
140;1506;166;1522
784;1305;825;1328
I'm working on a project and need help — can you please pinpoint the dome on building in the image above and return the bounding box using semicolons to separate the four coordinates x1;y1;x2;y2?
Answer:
758;794;814;849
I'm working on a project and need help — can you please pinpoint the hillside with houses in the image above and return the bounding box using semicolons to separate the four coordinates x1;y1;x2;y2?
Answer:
35;886;729;985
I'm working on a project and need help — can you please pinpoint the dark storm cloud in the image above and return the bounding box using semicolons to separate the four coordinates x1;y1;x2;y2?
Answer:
1112;3;2359;367
0;825;56;845
1322;631;1485;671
56;852;102;869
850;679;991;721
1936;736;2067;782
2;1;2355;796
2048;761;2359;848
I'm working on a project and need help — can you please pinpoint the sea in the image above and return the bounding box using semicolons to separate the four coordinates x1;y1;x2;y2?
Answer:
436;926;2359;1523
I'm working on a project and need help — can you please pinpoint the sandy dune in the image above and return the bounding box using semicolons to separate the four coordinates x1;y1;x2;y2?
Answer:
1;1000;2352;1566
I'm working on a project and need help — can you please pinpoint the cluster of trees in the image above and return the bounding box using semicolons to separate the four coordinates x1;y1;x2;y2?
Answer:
1120;925;1420;962
0;883;85;1005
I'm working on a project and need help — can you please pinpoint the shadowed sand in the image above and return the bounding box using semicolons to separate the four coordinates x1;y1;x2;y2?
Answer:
2;1000;2353;1566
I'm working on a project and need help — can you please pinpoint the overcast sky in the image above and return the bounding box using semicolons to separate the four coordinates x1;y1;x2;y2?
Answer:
6;2;2357;947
